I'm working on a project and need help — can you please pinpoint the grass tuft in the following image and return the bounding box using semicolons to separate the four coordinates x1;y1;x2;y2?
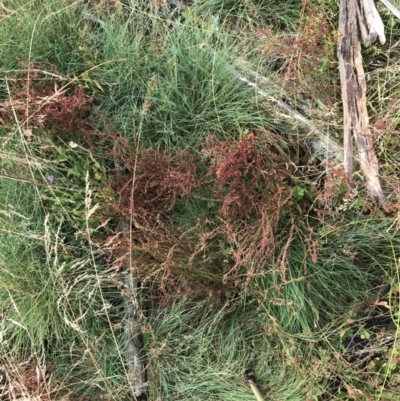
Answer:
1;0;400;400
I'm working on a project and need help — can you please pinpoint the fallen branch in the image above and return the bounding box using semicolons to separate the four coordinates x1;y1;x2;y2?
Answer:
238;75;343;164
338;0;385;203
248;378;265;401
123;270;146;398
117;218;146;398
380;0;400;20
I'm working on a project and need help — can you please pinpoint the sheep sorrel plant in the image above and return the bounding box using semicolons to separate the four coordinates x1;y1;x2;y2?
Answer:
198;134;303;286
105;132;314;301
110;137;199;219
105;142;227;300
0;67;93;137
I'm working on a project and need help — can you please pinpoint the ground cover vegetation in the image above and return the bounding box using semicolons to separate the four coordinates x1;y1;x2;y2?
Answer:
1;0;400;400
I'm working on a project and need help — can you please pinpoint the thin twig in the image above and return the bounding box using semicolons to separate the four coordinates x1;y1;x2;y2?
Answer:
380;0;400;20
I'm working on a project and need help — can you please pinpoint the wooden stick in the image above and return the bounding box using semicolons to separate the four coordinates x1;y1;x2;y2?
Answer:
380;0;400;20
360;0;386;45
117;219;146;398
337;0;384;203
248;379;265;401
123;270;146;398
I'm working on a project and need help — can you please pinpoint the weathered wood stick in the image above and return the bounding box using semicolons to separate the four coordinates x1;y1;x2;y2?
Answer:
380;0;400;19
248;379;265;401
337;0;384;203
117;218;146;397
359;0;386;45
123;270;146;398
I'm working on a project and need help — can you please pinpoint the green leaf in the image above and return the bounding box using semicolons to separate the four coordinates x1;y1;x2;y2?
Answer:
360;327;370;340
293;186;305;201
318;56;329;72
380;392;398;399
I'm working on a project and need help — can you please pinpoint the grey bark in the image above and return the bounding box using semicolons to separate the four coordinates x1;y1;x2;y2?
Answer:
117;211;146;398
337;0;385;203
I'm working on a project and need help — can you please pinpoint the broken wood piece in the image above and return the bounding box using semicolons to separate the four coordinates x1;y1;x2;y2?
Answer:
338;0;384;203
380;0;400;20
123;270;146;398
117;218;146;398
263;88;343;164
247;378;265;401
244;371;265;401
359;0;386;45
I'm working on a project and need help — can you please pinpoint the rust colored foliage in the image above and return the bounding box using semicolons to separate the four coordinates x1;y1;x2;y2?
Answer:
106;137;206;287
107;134;298;295
107;140;216;297
201;136;295;283
1;69;93;135
1;361;51;401
259;1;337;105
111;137;199;219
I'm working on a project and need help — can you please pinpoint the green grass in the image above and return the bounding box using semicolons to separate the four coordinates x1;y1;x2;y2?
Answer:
144;297;322;401
87;9;282;150
0;168;123;398
2;0;400;400
194;0;303;31
0;0;86;77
